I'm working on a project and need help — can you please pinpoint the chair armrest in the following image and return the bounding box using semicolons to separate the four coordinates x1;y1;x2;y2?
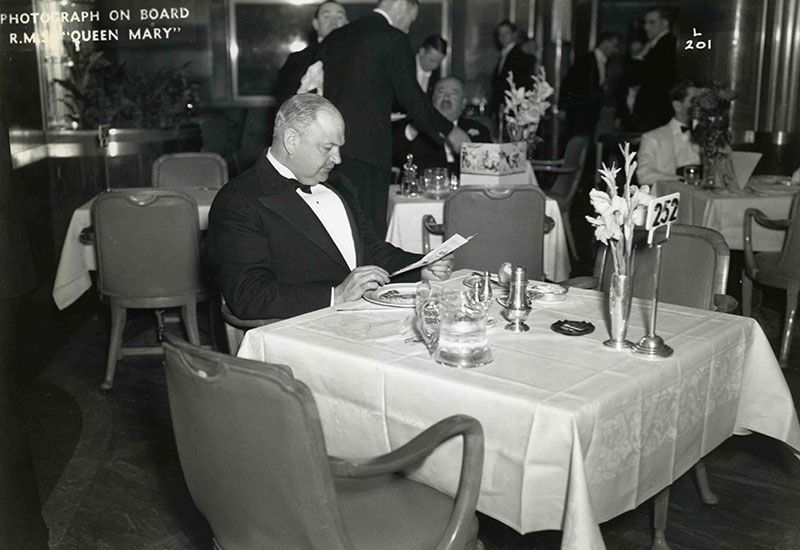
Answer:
531;165;579;175
743;208;788;279
529;159;564;167
220;302;275;329
562;276;599;289
422;214;444;253
714;294;739;314
329;414;484;550
544;216;555;235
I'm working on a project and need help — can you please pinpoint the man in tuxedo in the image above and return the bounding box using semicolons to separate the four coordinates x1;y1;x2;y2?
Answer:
273;1;347;106
318;0;469;234
397;76;491;173
415;35;447;95
633;8;677;131
636;80;700;185
559;32;619;139
490;20;534;116
208;94;453;320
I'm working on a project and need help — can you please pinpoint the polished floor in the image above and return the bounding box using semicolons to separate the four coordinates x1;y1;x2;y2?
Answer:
16;270;800;550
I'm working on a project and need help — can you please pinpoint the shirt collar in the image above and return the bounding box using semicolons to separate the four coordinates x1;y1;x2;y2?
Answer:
373;8;392;26
649;29;669;47
594;48;607;65
500;42;516;57
266;147;300;181
669;117;688;134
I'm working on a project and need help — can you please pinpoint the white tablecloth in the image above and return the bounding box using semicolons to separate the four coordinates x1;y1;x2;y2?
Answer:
238;271;800;550
386;185;571;282
653;180;795;252
52;188;218;310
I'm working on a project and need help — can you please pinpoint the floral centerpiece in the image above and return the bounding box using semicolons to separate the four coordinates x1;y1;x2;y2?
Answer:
503;67;553;155
585;143;653;348
688;86;737;188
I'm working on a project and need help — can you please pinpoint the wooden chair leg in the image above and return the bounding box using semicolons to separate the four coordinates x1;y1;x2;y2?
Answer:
779;285;799;369
742;271;753;317
693;460;718;505
652;487;671;550
102;304;126;391
181;302;201;346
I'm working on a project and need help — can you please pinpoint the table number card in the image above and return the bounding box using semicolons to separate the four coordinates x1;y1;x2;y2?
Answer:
645;192;680;244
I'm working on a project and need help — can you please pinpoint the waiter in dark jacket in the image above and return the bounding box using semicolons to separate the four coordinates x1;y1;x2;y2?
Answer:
317;0;469;234
274;1;347;106
559;32;619;139
490;20;534;116
634;7;677;131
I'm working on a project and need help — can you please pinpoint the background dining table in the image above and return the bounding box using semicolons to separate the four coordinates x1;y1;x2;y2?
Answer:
52;187;218;310
386;183;572;282
237;270;800;550
652;179;799;252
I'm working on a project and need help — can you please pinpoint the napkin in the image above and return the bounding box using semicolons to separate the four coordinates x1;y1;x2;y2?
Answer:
731;152;762;190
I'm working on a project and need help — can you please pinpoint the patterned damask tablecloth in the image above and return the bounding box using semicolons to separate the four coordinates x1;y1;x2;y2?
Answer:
238;271;800;550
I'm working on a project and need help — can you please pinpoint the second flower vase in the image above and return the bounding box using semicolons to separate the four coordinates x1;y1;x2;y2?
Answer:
604;273;634;349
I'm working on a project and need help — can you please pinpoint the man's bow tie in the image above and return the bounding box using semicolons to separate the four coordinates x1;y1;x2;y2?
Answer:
289;179;312;194
680;125;690;133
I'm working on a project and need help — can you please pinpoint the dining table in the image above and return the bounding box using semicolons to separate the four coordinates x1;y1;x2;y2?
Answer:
237;270;800;550
52;187;218;310
652;178;799;252
386;183;572;283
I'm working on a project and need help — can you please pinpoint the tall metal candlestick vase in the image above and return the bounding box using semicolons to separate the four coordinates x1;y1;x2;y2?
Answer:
604;273;634;349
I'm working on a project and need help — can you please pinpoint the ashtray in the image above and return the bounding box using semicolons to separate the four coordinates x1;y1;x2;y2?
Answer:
530;283;568;302
551;320;594;336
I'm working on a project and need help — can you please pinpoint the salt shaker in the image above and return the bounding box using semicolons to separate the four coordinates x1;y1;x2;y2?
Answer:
503;266;531;332
402;153;418;196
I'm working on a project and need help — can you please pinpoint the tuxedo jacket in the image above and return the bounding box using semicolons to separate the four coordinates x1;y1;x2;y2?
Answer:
491;44;534;115
207;152;420;320
635;33;677;131
318;13;452;171
396;117;491;173
636;120;699;185
559;51;603;134
274;42;318;107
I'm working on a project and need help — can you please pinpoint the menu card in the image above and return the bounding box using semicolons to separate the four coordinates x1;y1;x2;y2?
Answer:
391;234;475;276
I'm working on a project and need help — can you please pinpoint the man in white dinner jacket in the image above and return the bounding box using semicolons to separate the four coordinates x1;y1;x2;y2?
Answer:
636;80;700;185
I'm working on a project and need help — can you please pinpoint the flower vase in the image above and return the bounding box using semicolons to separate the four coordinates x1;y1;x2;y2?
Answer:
702;153;736;190
603;273;634;349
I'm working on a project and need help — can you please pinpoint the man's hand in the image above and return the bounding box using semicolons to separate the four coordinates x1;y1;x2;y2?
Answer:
421;256;455;281
446;125;470;155
333;266;390;304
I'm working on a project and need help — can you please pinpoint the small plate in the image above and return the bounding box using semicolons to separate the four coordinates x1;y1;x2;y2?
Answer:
363;283;418;308
551;320;594;336
530;283;568;302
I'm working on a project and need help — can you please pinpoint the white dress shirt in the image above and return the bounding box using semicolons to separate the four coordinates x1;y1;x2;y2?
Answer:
266;149;356;271
669;118;701;168
593;48;608;87
416;56;432;92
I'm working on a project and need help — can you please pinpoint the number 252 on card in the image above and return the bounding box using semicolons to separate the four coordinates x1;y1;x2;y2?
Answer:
645;193;680;231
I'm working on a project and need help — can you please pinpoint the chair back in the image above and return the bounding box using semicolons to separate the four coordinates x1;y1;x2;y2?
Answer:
444;185;546;279
595;224;729;310
92;189;205;303
548;135;589;205
152;152;228;189
771;191;800;280
162;335;352;550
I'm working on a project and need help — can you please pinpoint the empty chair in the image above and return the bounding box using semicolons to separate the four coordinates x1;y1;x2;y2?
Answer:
152;152;228;189
423;185;548;280
530;135;589;260
162;334;485;550
743;191;800;368
93;189;209;389
567;224;733;550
